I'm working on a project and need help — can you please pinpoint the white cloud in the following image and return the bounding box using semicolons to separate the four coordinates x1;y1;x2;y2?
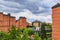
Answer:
0;0;22;7
53;0;60;3
3;9;52;23
39;0;56;7
0;0;4;2
2;1;24;8
0;4;20;13
39;7;45;11
0;0;55;23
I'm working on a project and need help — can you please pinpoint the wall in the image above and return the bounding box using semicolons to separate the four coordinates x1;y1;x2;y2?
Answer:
16;20;19;29
10;17;16;28
0;13;27;32
0;13;3;27
19;17;27;28
52;7;60;40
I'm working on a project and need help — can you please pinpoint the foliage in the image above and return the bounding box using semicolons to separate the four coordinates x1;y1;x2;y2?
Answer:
0;31;9;40
22;29;29;40
34;33;41;40
41;23;47;40
45;23;52;29
28;29;34;35
7;25;21;40
0;25;51;40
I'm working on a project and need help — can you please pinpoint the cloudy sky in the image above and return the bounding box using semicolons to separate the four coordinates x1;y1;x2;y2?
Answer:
0;0;59;23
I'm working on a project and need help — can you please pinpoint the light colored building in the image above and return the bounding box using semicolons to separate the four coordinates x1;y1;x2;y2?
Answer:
27;22;32;26
32;20;41;27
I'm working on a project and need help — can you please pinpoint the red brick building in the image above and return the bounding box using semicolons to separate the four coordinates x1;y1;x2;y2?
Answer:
52;3;60;40
0;12;27;32
16;17;27;28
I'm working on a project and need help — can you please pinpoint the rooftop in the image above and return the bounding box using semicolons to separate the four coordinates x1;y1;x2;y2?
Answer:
32;20;41;23
52;3;60;9
19;17;26;19
0;12;26;19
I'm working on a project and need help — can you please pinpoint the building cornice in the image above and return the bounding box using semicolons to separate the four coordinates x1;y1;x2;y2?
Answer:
52;3;60;9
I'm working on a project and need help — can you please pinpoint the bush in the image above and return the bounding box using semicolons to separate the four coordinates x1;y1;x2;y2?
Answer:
34;33;41;40
0;25;51;40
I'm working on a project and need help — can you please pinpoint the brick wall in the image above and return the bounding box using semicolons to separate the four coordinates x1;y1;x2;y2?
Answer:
0;13;27;32
19;17;27;28
16;20;19;28
10;17;16;28
0;13;3;27
52;7;60;40
3;15;10;27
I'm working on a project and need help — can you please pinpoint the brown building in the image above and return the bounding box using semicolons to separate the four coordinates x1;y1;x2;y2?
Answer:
32;20;41;27
52;3;60;40
0;12;27;32
19;17;27;28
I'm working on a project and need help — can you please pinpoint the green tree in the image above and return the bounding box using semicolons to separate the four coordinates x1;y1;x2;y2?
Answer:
16;28;21;40
28;29;34;35
46;24;52;29
34;33;41;40
8;25;21;40
41;23;47;40
0;31;9;40
9;25;17;40
22;28;29;40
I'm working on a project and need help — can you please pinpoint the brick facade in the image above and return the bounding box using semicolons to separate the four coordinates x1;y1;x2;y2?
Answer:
0;12;27;32
19;17;27;28
52;3;60;40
